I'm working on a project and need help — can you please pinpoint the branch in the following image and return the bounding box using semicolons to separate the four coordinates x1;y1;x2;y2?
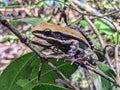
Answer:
84;65;116;84
46;60;79;90
84;16;105;49
115;45;120;84
42;55;120;87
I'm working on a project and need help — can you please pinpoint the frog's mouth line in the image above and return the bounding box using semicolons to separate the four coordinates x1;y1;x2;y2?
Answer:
33;30;89;47
33;31;65;45
33;30;50;35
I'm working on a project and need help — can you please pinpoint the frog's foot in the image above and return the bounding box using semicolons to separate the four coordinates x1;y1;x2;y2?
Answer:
70;51;96;66
70;56;84;65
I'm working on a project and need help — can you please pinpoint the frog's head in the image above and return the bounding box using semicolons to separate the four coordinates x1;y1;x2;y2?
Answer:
32;22;63;40
32;29;65;43
33;29;53;37
32;22;52;37
32;30;61;47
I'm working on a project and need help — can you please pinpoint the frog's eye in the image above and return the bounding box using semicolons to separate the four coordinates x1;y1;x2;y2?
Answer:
44;29;51;36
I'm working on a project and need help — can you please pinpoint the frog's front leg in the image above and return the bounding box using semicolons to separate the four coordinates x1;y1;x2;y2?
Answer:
57;39;80;60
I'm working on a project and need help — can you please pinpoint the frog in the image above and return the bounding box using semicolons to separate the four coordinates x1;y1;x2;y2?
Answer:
32;22;98;65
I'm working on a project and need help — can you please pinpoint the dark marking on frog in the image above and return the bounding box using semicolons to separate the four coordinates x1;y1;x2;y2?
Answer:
70;27;94;50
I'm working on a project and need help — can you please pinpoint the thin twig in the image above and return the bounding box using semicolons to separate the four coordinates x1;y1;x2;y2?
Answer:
90;10;120;19
36;60;43;85
84;65;115;83
115;45;120;85
68;0;82;13
46;60;79;90
84;16;113;69
70;15;83;25
84;16;105;49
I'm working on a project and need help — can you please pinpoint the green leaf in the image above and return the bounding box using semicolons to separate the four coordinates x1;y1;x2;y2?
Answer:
0;52;77;90
8;35;19;40
99;29;113;35
32;84;69;90
40;16;51;22
98;62;116;79
113;32;119;43
57;0;69;7
97;62;116;90
10;18;41;26
112;87;120;90
91;72;103;90
80;20;90;27
95;19;111;29
104;4;112;9
88;35;101;49
36;2;44;7
94;19;115;41
101;77;111;90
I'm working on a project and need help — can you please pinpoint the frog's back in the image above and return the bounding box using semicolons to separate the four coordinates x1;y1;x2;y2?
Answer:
71;26;94;50
32;22;91;49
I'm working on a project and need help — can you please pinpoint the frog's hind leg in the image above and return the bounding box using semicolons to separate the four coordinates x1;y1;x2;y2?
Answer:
56;39;80;61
